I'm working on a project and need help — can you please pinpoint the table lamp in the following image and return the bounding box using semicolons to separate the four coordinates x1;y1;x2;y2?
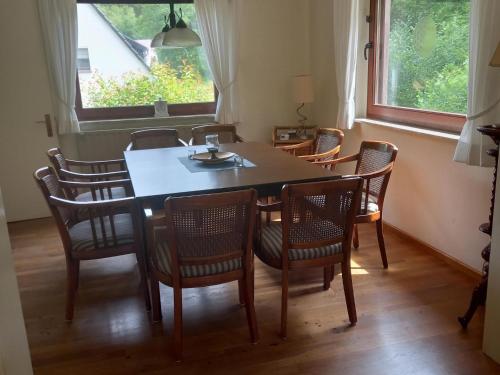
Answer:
293;74;314;138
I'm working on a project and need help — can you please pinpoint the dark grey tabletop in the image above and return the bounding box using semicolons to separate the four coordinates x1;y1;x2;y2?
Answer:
124;142;340;201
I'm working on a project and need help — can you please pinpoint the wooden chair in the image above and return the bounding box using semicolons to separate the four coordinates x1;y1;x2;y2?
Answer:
315;141;398;268
125;128;187;151
254;177;363;339
47;147;129;201
33;167;150;320
149;189;258;361
189;124;243;145
278;128;344;163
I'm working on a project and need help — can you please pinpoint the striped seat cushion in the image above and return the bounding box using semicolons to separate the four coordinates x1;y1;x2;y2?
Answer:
261;222;343;261
154;231;242;278
69;213;135;252
360;193;379;213
76;187;127;202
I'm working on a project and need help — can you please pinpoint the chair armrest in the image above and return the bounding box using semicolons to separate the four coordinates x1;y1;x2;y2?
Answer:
125;143;133;151
299;145;341;162
58;179;132;190
350;162;394;180
49;195;134;209
276;139;313;152
312;152;359;168
144;208;165;227
178;138;188;147
59;169;129;181
256;200;282;212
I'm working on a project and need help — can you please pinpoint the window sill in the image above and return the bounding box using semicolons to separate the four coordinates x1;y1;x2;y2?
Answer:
79;114;216;133
354;118;460;141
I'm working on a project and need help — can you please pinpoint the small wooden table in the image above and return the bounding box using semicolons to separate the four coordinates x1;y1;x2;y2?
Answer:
124;142;340;207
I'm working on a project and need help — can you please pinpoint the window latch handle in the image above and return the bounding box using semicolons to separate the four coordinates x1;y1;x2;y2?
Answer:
364;42;373;61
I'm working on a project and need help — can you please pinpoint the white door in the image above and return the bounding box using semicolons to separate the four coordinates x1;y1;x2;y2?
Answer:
0;0;59;222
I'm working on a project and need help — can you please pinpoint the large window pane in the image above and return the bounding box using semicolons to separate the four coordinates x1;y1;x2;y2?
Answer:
375;0;470;114
77;3;214;108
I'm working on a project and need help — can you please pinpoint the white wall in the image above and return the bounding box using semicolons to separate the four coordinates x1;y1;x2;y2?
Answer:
0;189;33;374
308;0;491;272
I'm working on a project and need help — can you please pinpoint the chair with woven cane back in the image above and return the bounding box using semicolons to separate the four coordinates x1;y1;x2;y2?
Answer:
278;128;344;163
314;141;398;269
149;189;258;361
254;177;363;339
47;147;129;201
33;167;150;321
260;128;345;224
125;128;188;151
189;124;243;145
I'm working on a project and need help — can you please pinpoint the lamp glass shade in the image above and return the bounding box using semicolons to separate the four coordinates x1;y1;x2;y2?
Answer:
490;42;500;67
151;32;166;48
162;27;202;48
293;74;314;103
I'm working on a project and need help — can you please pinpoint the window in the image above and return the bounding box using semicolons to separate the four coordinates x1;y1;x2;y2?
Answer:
367;0;470;132
77;48;91;73
76;1;216;121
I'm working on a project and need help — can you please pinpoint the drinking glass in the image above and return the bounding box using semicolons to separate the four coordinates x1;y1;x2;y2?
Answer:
234;155;244;167
205;134;219;153
187;147;197;160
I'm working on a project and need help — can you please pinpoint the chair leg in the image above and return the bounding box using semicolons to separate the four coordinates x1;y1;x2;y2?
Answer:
238;279;245;305
341;261;357;326
173;286;183;362
353;224;359;249
150;275;162;322
323;266;332;290
376;219;389;269
330;265;335;282
65;259;78;321
136;251;151;311
280;268;289;339
266;196;272;225
243;272;259;343
74;260;80;290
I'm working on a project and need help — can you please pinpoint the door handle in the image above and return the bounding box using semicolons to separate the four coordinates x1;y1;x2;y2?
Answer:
35;114;53;137
364;42;373;61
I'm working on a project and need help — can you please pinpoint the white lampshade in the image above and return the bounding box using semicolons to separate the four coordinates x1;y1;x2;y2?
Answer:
163;27;202;48
151;31;167;48
490;42;500;67
293;74;314;104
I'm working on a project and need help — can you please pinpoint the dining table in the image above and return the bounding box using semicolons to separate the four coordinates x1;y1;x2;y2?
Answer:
124;141;342;209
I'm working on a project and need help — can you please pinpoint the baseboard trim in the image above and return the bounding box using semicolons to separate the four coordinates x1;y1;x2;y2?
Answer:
383;221;482;281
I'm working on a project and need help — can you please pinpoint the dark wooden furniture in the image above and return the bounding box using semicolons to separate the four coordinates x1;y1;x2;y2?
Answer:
47;148;129;201
125;128;187;151
272;126;317;148
278;128;344;163
124;142;341;206
458;124;500;329
149;189;258;361
33;167;150;320
189;124;243;145
318;141;398;268
254;178;363;338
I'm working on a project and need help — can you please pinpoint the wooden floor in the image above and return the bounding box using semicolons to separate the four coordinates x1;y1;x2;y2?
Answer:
9;217;500;375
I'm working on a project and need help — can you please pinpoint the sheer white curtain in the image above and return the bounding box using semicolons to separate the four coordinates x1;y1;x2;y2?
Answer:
333;0;360;130
38;0;79;134
194;0;240;124
453;0;500;166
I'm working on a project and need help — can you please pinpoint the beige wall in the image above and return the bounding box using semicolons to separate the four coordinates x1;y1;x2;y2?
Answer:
308;0;491;272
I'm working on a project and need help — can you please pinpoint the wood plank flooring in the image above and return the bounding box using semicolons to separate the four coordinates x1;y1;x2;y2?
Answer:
8;218;500;374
